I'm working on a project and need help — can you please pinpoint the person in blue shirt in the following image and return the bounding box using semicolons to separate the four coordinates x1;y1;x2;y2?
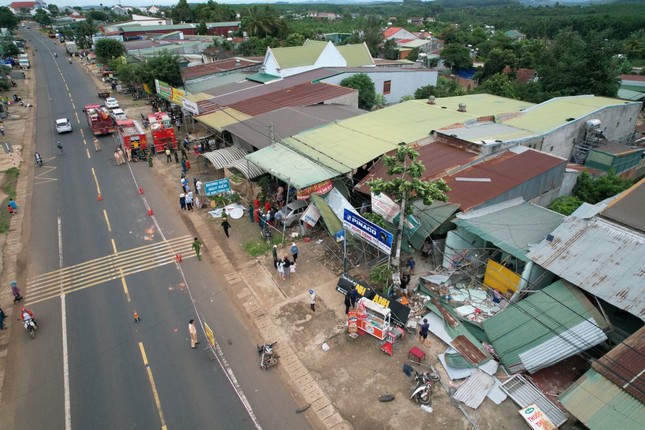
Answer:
291;243;299;263
406;256;416;275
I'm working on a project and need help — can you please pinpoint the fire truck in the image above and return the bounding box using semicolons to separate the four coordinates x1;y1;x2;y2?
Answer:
84;104;115;136
116;120;147;159
148;112;178;152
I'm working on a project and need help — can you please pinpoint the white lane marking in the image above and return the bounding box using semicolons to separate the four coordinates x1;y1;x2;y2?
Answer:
59;217;72;430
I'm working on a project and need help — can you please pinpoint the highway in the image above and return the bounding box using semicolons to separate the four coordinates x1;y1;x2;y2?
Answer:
0;29;312;430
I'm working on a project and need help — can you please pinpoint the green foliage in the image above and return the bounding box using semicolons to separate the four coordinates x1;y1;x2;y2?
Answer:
573;171;633;205
34;8;51;25
368;143;450;217
370;263;394;293
476;73;516;98
1;42;19;57
382;39;399;61
373;93;387;110
414;76;465;99
142;51;182;90
87;11;109;22
237;37;278;56
0;7;19;31
172;0;195;23
196;21;207;36
74;19;98;50
240;5;287;39
363;211;386;228
547;196;583;216
94;39;124;64
0;77;11;91
362;15;384;57
284;33;305;47
47;4;60;16
440;43;473;71
208;191;241;207
194;0;236;22
340;73;376;110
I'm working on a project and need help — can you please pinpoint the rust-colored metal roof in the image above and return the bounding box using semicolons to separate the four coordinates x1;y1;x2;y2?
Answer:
444;148;566;211
592;326;645;403
229;82;356;117
601;178;645;233
181;58;260;81
451;335;488;366
355;141;479;194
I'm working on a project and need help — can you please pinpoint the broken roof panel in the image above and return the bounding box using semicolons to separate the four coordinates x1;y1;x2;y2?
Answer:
455;200;565;261
444;147;567;212
528;216;645;321
482;280;608;374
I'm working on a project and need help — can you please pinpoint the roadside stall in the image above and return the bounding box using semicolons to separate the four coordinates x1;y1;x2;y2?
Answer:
356;297;391;341
116;119;147;160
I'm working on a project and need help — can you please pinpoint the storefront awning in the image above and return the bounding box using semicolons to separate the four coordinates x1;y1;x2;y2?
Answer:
194;108;251;132
199;147;248;169
225;157;266;180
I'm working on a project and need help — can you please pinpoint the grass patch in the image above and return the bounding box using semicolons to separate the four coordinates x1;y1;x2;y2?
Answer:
242;233;285;257
0;168;20;233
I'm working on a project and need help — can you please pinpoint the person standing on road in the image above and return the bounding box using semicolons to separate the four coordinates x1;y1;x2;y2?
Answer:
272;244;278;268
93;137;101;152
57;141;63;155
349;285;359;309
276;259;285;280
344;293;351;315
221;218;231;238
282;257;291;279
406;256;416;276
418;318;430;343
185;191;193;211
291;242;299;263
179;193;186;210
165;147;171;163
189;319;199;349
309;289;316;312
10;280;22;303
192;237;203;260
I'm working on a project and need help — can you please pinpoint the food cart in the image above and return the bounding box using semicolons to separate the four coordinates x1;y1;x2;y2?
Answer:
355;297;392;341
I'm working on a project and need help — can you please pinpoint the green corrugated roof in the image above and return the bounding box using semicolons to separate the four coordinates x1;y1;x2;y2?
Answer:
311;193;343;237
504;95;636;135
619;84;645;93
405;200;459;250
482;280;607;372
618;89;645;101
454;202;564;262
336;43;373;67
271;44;326;69
245;143;341;189
246;72;281;83
560;369;645;430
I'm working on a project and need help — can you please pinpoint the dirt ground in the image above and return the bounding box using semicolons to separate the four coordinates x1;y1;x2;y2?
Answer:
84;63;543;430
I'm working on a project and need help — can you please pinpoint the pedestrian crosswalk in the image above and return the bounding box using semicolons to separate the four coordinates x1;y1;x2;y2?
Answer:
25;235;196;305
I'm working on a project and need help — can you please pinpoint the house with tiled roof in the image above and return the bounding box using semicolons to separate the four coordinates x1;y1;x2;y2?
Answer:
383;27;417;41
8;1;45;14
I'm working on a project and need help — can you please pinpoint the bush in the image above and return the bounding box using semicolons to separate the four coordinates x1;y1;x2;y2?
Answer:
548;196;583;215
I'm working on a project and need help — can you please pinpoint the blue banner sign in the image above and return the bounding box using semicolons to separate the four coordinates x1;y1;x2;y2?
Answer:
343;209;393;255
204;178;231;196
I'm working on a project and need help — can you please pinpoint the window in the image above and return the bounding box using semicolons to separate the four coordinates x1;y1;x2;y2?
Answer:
383;80;391;95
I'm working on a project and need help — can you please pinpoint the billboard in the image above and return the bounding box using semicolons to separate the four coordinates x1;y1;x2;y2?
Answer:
204;178;231;196
343;209;393;255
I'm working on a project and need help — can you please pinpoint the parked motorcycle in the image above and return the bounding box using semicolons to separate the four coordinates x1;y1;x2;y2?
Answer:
257;342;279;370
410;370;439;405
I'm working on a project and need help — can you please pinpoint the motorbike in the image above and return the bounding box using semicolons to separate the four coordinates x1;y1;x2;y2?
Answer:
35;155;43;167
410;370;439;405
257;341;279;370
20;318;38;339
68;58;72;64
54;53;57;58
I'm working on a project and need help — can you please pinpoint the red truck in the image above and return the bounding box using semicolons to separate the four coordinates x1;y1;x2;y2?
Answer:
149;112;178;152
116;119;147;159
84;104;115;136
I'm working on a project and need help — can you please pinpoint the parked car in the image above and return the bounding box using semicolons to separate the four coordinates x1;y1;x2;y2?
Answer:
55;118;72;134
278;200;308;227
111;108;127;121
104;97;119;109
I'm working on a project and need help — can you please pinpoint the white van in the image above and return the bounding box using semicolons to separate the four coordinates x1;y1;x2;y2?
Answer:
111;108;127;121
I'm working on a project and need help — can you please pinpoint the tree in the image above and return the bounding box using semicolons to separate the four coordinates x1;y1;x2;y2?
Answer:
74;19;99;50
284;33;305;47
0;7;19;31
440;43;472;71
94;39;124;64
47;4;60;16
382;39;399;61
142;50;182;90
241;5;287;39
196;21;207;35
573;171;633;204
547;196;583;216
476;73;516;98
172;0;195;23
414;77;465;99
237;37;278;56
34;9;51;26
362;15;384;57
368;143;449;271
1;42;19;57
340;73;376;110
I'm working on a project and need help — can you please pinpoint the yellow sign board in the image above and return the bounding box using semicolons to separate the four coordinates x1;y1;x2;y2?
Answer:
483;259;521;293
204;322;215;348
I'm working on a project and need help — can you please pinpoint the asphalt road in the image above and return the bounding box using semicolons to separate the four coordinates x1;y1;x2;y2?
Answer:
0;29;312;430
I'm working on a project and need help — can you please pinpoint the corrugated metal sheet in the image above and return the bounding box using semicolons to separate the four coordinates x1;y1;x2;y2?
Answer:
444;147;567;212
483;280;608;374
560;369;645;430
600;178;645;233
355;141;479;194
195;108;251;132
199;147;248;169
245;144;341;189
455;201;565;261
453;370;495;409
225;157;265;180
592;326;645;403
527;216;645;321
502;374;568;426
230;82;356;117
519;318;607;374
182;58;259;81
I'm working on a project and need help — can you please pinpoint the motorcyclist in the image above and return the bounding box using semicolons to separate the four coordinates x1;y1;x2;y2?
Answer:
54;52;57;58
21;308;36;326
35;152;42;166
68;58;72;64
